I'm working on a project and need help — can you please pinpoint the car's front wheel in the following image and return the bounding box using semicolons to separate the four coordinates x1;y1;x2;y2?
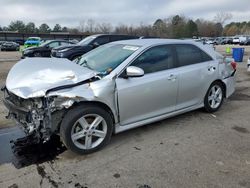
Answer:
60;104;113;154
204;82;224;113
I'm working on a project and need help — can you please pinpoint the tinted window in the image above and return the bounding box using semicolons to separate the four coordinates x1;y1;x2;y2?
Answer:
48;41;60;48
110;35;137;42
60;41;71;46
131;45;176;74
94;36;110;45
175;44;212;67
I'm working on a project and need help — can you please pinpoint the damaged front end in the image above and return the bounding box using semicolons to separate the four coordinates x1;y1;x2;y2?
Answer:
2;86;58;142
2;58;117;144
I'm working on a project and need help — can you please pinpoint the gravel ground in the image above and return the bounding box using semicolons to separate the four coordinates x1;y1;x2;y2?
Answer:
0;45;250;188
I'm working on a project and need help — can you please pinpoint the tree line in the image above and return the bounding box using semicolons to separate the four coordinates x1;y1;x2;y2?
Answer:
0;13;249;38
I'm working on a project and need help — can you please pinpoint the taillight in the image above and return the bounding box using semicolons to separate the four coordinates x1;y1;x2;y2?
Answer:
231;62;237;70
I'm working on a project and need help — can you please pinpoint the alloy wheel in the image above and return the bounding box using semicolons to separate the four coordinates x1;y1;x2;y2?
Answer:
71;114;108;150
208;85;223;109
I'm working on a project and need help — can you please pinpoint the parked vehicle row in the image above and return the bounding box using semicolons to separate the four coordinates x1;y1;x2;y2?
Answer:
2;39;236;154
0;41;20;51
51;34;138;61
22;40;75;58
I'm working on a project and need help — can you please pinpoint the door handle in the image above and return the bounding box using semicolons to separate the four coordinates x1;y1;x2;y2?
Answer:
208;65;216;71
167;74;177;81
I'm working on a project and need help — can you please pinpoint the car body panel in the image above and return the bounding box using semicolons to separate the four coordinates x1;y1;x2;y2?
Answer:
116;68;178;125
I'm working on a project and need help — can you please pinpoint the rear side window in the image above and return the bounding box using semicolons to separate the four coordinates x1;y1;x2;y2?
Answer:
110;35;137;42
94;36;110;45
60;41;71;46
131;45;176;74
175;44;212;67
48;41;60;48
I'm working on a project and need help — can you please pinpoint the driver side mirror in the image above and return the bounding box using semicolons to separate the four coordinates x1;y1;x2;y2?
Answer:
125;66;144;78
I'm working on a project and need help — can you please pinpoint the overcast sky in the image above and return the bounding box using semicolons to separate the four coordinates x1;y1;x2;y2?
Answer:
0;0;249;28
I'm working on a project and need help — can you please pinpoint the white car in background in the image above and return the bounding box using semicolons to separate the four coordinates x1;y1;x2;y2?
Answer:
233;37;240;44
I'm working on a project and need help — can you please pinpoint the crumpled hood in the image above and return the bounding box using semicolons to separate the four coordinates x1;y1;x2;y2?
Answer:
6;58;97;99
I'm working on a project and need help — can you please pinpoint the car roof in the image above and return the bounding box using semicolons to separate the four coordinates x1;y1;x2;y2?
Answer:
112;38;217;59
90;34;137;37
112;39;198;47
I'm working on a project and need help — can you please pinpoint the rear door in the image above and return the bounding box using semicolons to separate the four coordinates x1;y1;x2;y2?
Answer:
116;45;179;126
173;44;217;110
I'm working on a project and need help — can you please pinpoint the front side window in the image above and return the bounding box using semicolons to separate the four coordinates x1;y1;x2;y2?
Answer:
78;44;140;75
131;45;176;74
48;42;60;48
175;44;213;67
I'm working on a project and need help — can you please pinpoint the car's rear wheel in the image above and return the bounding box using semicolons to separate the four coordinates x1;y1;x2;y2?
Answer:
60;104;113;154
204;82;224;113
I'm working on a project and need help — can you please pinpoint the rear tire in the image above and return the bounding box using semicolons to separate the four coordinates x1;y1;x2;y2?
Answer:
204;81;224;113
60;104;113;154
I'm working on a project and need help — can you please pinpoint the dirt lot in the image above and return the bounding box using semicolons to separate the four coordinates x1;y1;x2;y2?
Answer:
0;45;250;188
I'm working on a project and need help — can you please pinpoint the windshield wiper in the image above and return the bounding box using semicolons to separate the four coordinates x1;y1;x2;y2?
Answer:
79;60;94;71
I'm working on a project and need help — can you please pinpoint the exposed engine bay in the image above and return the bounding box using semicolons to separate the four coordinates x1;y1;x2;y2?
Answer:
2;86;66;142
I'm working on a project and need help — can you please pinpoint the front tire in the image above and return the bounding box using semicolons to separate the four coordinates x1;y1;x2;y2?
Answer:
204;82;224;113
60;104;113;154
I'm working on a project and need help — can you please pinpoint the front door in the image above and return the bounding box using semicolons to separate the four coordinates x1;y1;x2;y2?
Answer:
116;45;179;126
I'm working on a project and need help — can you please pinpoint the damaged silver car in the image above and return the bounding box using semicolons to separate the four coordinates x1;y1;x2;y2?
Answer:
2;39;236;154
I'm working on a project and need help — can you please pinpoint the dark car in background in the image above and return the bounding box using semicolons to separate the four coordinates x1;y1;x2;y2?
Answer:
51;34;138;61
244;38;250;45
22;40;75;58
0;42;20;51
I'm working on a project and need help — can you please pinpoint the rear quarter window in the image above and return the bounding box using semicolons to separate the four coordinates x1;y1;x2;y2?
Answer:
175;44;213;67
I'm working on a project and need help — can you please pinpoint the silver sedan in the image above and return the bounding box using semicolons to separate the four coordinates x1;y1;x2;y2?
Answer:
3;39;236;154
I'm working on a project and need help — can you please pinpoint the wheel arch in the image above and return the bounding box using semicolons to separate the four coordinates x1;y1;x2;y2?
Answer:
211;79;227;97
68;100;116;129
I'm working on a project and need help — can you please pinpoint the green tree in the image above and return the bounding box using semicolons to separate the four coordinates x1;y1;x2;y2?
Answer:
53;24;62;32
214;23;223;36
8;20;26;32
39;23;51;33
171;15;186;38
153;19;167;37
62;27;68;32
25;22;36;33
185;20;198;37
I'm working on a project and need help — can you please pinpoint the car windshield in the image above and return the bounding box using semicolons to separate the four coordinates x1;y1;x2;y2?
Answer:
78;36;96;46
77;44;140;75
27;38;40;41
